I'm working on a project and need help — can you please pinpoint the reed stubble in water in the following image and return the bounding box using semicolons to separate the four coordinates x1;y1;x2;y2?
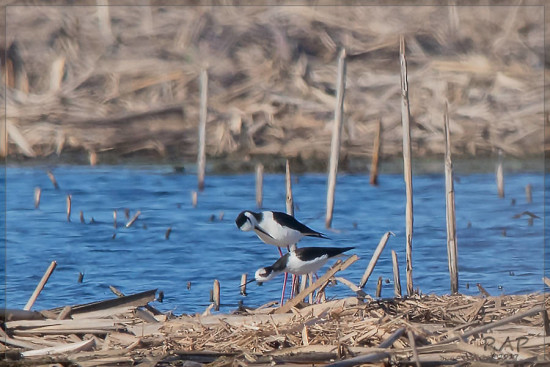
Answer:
369;119;381;186
255;163;263;209
391;250;402;297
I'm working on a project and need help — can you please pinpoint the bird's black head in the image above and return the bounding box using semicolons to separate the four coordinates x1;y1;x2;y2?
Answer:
235;211;248;229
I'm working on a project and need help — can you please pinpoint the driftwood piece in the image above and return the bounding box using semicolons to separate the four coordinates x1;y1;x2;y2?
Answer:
21;338;95;357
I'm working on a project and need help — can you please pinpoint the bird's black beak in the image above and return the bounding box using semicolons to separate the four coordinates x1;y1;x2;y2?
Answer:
241;278;256;287
254;225;275;239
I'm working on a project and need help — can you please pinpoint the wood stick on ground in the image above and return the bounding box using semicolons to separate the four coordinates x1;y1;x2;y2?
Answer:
359;231;394;288
525;183;532;203
24;260;57;311
444;101;458;294
476;283;491;297
213;279;221;311
47;170;59;189
256;163;264;209
325;48;346;229
326;327;405;367
391;250;402;297
369;118;381;186
57;306;72;320
400;35;414;296
66;194;72;222
496;149;504;198
125;210;141;228
376;276;383;297
49;56;65;92
275;254;358;314
34;187;41;209
240;274;247;296
197;69;208;192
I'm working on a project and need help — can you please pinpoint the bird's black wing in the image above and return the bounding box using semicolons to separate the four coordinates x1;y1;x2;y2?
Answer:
272;211;329;239
296;246;355;261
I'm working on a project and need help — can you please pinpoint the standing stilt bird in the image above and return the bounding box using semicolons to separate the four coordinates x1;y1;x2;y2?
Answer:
235;210;329;304
246;246;355;284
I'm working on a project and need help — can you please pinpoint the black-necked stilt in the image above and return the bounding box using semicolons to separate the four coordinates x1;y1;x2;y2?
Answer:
246;246;355;285
235;210;329;248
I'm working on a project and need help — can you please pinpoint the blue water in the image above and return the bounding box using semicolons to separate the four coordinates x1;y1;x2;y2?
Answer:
1;165;546;314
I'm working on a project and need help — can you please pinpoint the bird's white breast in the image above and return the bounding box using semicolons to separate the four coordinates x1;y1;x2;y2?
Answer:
286;252;329;275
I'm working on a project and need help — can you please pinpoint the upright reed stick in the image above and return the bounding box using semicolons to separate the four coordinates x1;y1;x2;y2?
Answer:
370;119;381;186
496;149;504;198
24;261;57;311
325;48;347;229
444;102;459;294
34;187;41;209
391;250;402;297
399;36;414;296
197;69;208;192
256;163;264;209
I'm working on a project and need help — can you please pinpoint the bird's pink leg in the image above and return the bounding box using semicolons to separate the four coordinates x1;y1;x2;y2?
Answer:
278;246;287;305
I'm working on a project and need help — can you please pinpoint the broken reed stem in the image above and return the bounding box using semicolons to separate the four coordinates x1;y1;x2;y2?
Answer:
165;226;172;240
24;260;57;311
369;118;381;186
47;170;59;189
57;305;72;320
240;274;247;296
191;191;198;208
197;69;208;192
444;102;459;294
476;283;491;297
89;151;97;166
285;160;294;217
213;279;220;311
77;272;84;283
325;48;346;229
255;163;264;209
400;35;414;296
0;114;6;158
407;330;421;367
49;56;65;92
391;250;402;297
96;0;113;44
34;187;41;209
359;231;394;288
113;210;117;228
79;210;84;223
376;276;383;297
125;210;141;228
525;183;532;203
66;194;72;222
496;149;504;198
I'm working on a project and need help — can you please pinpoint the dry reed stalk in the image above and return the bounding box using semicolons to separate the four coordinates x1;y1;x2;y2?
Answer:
359;231;394;288
213;279;221;311
525;183;532;203
376;276;382;297
96;0;113;44
49;56;65;92
66;195;72;222
34;187;41;209
255;163;263;209
77;272;84;284
285;160;300;295
369;119;381;186
125;210;141;228
113;210;117;229
444;102;458;294
325;48;346;229
57;306;72;320
47;170;59;189
165;226;172;240
240;274;247;296
89;151;97;166
391;250;401;297
476;283;491;297
0;116;6;158
197;69;208;192
79;210;84;224
191;191;198;207
496;149;504;198
400;36;414;296
24;260;57;311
